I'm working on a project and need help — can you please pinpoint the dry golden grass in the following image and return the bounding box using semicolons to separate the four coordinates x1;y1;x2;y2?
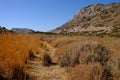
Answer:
41;35;120;80
0;34;41;79
67;63;103;80
0;33;120;80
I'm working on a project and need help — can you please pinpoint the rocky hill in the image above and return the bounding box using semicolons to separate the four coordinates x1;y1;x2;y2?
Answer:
11;28;35;34
51;2;120;37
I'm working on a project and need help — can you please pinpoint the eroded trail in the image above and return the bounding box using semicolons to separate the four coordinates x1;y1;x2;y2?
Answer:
25;41;67;80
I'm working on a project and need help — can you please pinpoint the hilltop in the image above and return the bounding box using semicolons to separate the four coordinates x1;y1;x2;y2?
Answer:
11;28;35;34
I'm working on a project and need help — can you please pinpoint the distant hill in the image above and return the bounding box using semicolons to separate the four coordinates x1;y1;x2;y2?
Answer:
11;28;35;34
0;27;12;34
51;2;120;37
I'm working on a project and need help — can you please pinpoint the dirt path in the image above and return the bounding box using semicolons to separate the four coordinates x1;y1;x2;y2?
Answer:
25;41;67;80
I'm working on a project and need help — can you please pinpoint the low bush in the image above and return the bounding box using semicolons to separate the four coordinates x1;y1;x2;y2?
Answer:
79;44;93;64
93;44;112;66
58;43;80;67
42;53;52;66
58;42;120;79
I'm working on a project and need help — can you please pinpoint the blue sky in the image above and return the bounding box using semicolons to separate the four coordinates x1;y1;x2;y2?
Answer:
0;0;120;31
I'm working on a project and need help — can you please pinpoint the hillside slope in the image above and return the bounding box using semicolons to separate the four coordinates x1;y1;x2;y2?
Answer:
51;2;120;36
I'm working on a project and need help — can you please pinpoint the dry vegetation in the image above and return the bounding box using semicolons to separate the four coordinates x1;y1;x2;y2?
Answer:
43;35;120;80
0;33;120;80
0;33;41;80
67;63;103;80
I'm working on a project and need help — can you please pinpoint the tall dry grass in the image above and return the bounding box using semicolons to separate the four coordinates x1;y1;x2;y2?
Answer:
0;34;40;79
